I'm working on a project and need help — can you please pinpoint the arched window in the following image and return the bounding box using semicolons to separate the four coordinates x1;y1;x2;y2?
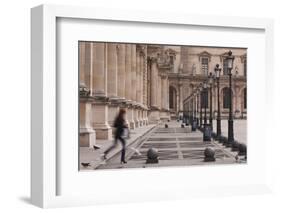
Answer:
223;87;231;109
223;59;228;75
201;58;209;75
200;90;208;108
244;88;247;109
169;86;177;110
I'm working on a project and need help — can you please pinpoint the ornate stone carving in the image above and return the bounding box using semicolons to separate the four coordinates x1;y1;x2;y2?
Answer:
79;82;90;97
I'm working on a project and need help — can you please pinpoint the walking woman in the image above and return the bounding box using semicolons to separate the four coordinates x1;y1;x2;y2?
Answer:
103;109;129;164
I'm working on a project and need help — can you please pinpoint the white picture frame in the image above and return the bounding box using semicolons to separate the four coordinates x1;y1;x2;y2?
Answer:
31;4;274;208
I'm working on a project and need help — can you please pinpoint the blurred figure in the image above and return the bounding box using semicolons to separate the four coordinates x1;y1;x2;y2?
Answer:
103;109;129;164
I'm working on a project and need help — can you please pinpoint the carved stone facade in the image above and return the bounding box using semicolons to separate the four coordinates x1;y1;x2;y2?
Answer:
176;46;247;119
79;43;247;147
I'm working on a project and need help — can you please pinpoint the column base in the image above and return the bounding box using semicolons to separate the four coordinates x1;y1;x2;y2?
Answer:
144;110;149;125
79;128;96;147
134;108;140;128
160;110;170;121
139;110;144;126
94;126;112;140
148;109;160;124
127;107;135;130
91;100;112;140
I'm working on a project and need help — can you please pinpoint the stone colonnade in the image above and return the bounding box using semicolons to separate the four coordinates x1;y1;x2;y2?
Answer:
79;42;149;147
183;80;247;120
147;57;170;123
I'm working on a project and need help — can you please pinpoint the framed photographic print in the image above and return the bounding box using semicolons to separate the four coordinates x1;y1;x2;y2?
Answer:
31;4;274;208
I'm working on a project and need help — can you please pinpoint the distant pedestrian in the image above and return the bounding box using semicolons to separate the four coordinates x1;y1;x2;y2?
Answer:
103;109;129;164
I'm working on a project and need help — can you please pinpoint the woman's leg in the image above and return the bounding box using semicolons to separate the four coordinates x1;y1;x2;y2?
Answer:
104;137;118;156
118;136;126;163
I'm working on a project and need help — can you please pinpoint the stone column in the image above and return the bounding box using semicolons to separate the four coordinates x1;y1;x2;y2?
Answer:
150;58;158;108
79;42;96;147
80;101;96;147
131;44;139;128
166;76;170;120
84;42;93;95
136;49;142;126
179;84;183;112
162;75;170;120
138;51;145;126
125;44;135;129
79;42;86;86
143;47;149;125
160;75;166;120
157;75;162;110
125;44;132;101
148;57;160;123
117;44;126;100
91;43;112;140
164;76;169;110
107;43;120;127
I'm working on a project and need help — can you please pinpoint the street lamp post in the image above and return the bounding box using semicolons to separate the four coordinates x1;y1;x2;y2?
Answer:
214;64;222;140
208;72;214;130
203;81;208;127
199;85;203;128
203;81;211;141
192;93;197;131
196;89;200;127
190;99;194;125
226;50;235;147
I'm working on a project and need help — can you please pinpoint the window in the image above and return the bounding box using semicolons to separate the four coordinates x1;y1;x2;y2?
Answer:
223;87;231;109
169;89;174;109
201;58;208;75
169;56;174;65
200;90;208;108
223;59;228;75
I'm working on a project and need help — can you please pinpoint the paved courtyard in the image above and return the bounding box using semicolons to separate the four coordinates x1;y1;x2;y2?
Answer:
80;120;246;170
213;119;247;144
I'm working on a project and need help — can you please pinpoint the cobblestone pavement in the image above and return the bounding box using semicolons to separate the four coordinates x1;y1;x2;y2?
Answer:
94;120;243;170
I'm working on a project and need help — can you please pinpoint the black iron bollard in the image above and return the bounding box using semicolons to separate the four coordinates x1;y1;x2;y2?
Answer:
203;124;211;142
238;143;247;156
221;136;228;145
204;147;216;162
146;148;159;164
191;120;197;131
165;124;168;128
231;141;240;152
81;162;90;167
